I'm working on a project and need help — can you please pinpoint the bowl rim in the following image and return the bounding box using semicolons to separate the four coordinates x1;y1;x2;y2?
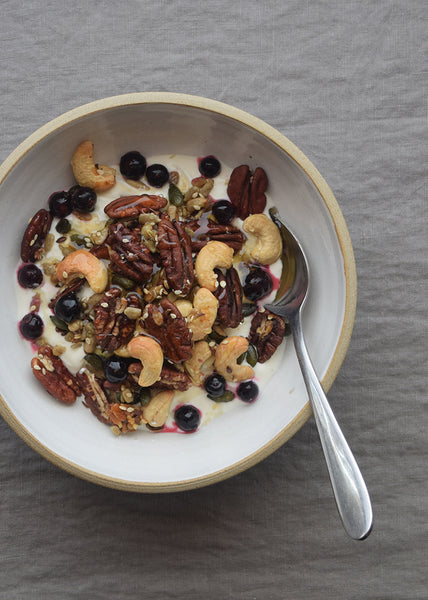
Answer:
0;92;357;492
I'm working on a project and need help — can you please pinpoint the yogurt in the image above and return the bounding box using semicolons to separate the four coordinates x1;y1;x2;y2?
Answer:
15;153;286;432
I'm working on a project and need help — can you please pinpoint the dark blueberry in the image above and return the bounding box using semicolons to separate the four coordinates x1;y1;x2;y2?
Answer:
120;151;147;180
174;404;201;432
146;163;169;188
48;191;72;218
104;356;128;383
237;380;259;403
204;373;226;398
212;200;235;224
243;267;273;302
70;186;97;212
18;264;43;289
199;155;221;178
55;218;71;234
19;313;43;340
54;292;80;323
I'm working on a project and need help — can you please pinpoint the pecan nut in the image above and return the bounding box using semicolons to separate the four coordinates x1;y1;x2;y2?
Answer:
31;345;81;404
104;194;167;219
93;287;141;353
248;309;286;363
141;299;192;362
106;222;153;283
157;213;194;295
21;209;53;263
76;369;111;424
128;363;192;391
214;267;243;329
227;165;268;219
191;223;246;253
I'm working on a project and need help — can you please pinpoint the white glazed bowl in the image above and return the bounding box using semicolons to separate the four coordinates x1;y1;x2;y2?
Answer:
0;93;356;492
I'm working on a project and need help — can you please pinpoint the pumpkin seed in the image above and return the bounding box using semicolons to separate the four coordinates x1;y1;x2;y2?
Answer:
242;303;257;317
50;315;68;331
207;390;235;403
56;218;71;234
168;182;184;206
84;354;104;372
208;330;227;344
70;233;89;247
246;343;258;367
133;388;151;406
111;274;136;290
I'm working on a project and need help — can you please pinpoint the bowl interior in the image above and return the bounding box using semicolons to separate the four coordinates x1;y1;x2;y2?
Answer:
0;98;351;490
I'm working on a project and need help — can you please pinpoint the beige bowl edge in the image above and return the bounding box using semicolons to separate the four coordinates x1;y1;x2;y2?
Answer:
0;92;357;492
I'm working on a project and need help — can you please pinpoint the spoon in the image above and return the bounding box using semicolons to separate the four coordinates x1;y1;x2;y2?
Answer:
264;207;373;540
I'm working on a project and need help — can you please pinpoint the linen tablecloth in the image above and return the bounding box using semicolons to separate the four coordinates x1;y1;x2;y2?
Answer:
0;1;426;598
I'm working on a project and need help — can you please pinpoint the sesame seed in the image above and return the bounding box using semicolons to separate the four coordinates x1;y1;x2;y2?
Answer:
100;302;109;308
219;280;226;288
33;364;41;371
63;271;68;278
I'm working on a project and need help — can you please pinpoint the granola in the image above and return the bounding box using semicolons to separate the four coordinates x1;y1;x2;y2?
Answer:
17;147;288;435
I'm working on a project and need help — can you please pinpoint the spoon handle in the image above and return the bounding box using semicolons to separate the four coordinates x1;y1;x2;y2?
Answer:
289;311;373;540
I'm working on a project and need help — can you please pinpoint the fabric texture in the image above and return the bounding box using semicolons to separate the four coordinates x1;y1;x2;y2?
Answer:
0;1;426;598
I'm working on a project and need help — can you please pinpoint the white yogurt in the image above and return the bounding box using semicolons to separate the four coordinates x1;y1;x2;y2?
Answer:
15;154;286;431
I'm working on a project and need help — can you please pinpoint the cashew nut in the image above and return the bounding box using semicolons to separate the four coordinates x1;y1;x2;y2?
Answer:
71;140;116;191
184;340;213;386
214;336;254;383
142;390;174;428
194;241;234;291
55;249;108;293
242;213;282;265
174;299;193;318
127;336;163;387
186;288;218;341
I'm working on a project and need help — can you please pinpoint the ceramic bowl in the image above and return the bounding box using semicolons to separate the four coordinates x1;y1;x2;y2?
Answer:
0;93;356;491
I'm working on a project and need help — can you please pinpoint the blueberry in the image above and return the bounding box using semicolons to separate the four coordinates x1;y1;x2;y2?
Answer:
70;186;97;212
237;380;259;403
48;191;72;218
212;200;235;224
146;163;169;188
174;404;201;432
104;356;128;383
199;155;221;178
19;313;43;340
243;267;273;301
120;151;147;180
204;373;226;398
54;292;80;323
18;264;43;289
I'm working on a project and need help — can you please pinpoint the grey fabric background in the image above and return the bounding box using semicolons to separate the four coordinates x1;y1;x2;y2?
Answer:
0;1;426;598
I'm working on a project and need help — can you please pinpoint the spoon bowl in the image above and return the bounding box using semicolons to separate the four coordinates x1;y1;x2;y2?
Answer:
265;208;373;540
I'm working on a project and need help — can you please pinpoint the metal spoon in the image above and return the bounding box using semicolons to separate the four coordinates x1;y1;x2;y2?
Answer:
264;207;373;540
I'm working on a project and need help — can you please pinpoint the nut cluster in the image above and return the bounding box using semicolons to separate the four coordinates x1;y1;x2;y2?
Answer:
20;141;287;435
